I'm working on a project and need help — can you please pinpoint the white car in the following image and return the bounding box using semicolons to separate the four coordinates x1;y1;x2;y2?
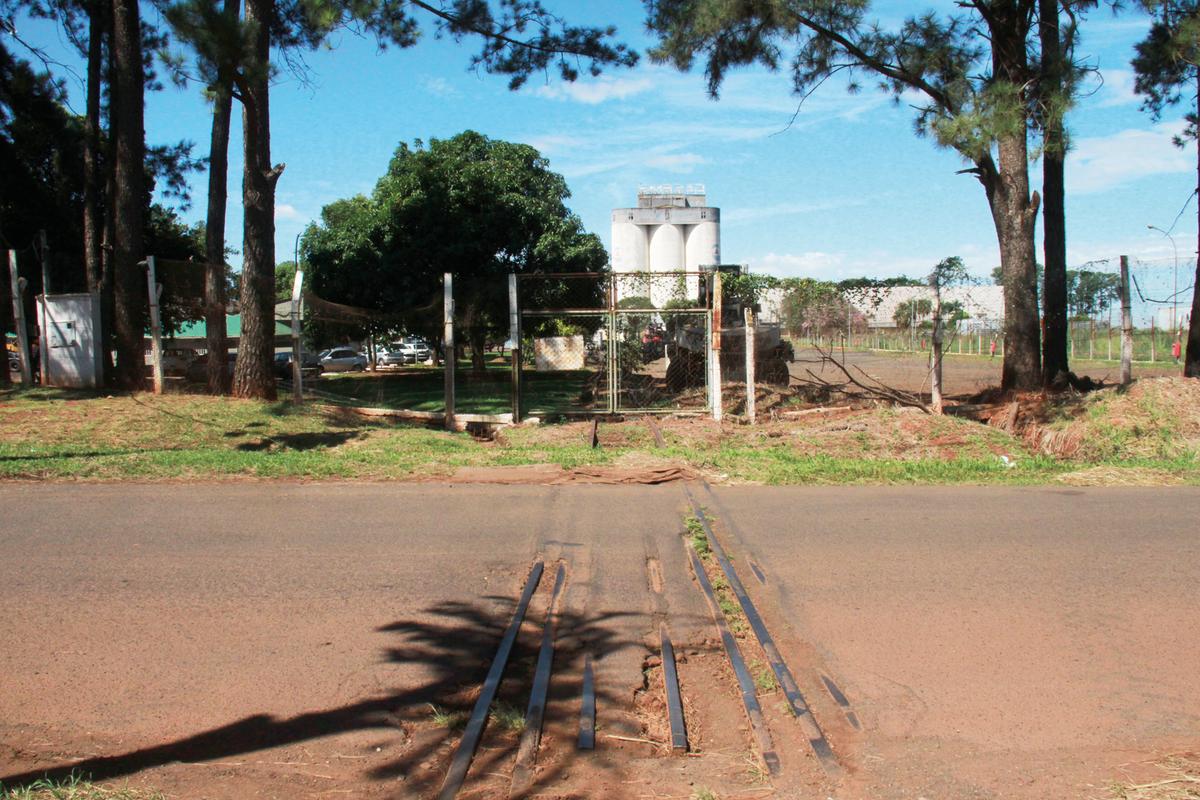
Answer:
320;348;367;372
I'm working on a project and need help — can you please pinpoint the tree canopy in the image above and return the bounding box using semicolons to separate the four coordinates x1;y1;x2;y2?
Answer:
302;131;607;365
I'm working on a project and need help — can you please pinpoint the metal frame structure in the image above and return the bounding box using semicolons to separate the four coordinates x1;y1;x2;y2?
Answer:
514;271;713;418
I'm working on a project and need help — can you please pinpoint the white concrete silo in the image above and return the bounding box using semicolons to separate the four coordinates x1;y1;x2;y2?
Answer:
610;185;720;307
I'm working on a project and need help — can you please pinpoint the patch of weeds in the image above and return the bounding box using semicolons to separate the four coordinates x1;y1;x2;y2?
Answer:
427;704;467;730
778;700;796;717
751;660;779;694
0;774;164;800
489;701;526;733
685;513;710;558
744;752;770;784
691;789;719;800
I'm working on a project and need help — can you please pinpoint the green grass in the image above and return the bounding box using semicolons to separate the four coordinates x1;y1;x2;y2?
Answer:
489;701;526;733
685;514;710;557
691;788;719;800
751;660;779;694
2;385;1197;485
0;775;163;800
428;704;468;730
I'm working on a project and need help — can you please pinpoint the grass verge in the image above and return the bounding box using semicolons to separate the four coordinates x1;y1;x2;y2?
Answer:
2;384;1197;485
0;775;164;800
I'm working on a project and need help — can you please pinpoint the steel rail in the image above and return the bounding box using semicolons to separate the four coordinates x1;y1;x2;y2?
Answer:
687;544;781;776
437;560;545;800
510;563;567;795
578;654;596;750
684;484;841;776
659;624;688;753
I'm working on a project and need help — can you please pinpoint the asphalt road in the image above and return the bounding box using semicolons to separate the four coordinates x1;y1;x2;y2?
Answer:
1;483;1197;799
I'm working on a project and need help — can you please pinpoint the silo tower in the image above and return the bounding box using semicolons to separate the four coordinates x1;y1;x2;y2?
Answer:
611;184;720;307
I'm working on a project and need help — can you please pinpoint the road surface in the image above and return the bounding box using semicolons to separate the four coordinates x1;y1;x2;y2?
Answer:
1;483;1196;799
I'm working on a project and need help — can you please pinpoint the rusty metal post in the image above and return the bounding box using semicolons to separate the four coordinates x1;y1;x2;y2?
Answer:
711;271;723;421
744;306;755;423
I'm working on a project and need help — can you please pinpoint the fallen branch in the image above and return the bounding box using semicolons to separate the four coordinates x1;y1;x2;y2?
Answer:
804;344;930;412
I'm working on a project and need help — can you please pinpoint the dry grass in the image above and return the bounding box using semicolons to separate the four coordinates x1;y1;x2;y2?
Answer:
1039;378;1200;461
1106;754;1200;800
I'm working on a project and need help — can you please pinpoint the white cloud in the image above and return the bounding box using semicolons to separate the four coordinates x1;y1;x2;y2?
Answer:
275;203;301;221
754;251;847;278
1068;121;1191;193
1094;68;1140;108
422;77;460;98
535;76;653;105
643;152;708;173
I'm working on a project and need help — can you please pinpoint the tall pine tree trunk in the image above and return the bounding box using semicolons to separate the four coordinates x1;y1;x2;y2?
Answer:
232;0;281;399
109;0;145;390
83;0;103;297
986;6;1042;392
1186;101;1200;377
204;0;238;395
1039;0;1069;384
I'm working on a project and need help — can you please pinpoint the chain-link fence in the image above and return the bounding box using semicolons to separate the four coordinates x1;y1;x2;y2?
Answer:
517;272;712;415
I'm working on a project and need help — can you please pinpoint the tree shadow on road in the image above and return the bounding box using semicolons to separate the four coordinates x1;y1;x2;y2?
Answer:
0;597;642;798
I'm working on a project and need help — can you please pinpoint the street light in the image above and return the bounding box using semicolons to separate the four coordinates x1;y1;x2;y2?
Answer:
1148;224;1179;334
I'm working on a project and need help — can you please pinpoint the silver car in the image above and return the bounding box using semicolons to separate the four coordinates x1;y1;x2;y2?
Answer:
320;348;367;372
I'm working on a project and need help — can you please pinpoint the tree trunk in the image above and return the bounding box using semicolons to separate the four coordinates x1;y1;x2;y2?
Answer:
983;7;1042;392
1186;112;1200;378
1039;0;1069;385
204;0;238;396
931;287;944;414
987;134;1042;392
83;0;103;297
470;326;487;376
232;0;280;400
109;0;145;390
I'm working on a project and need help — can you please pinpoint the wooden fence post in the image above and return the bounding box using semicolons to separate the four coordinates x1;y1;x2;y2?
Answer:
146;256;164;394
8;251;32;385
1120;255;1133;385
290;268;304;403
509;273;520;423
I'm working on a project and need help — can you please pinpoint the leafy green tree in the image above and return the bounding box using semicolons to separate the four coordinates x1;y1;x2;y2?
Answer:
645;0;1045;390
303;131;608;374
894;298;934;330
1133;0;1200;376
1067;269;1120;318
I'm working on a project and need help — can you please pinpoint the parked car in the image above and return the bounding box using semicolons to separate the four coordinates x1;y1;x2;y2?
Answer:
401;336;432;362
320;348;367;372
377;347;414;368
273;351;323;379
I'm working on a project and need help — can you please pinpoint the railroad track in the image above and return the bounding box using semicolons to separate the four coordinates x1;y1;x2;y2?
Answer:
431;482;857;798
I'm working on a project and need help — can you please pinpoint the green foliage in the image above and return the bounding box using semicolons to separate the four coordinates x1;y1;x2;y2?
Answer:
489;701;526;732
685;513;709;556
304;131;607;348
894;298;934;329
1133;1;1200;144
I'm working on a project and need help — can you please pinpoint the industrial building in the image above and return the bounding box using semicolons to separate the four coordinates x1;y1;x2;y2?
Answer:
611;185;720;307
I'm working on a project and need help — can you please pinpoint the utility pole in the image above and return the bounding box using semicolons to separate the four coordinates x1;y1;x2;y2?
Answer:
8;251;32;385
1120;255;1133;386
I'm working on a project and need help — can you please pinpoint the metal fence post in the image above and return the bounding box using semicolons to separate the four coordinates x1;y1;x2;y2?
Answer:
8;251;32;385
291;268;304;403
711;271;723;422
444;272;455;430
509;273;520;422
146;256;164;394
1120;255;1133;385
744;306;755;423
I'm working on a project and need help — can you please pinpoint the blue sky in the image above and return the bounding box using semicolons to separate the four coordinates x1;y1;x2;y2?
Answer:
10;1;1195;289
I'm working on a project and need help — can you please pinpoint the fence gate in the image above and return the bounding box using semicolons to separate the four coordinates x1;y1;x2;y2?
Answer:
515;272;711;418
